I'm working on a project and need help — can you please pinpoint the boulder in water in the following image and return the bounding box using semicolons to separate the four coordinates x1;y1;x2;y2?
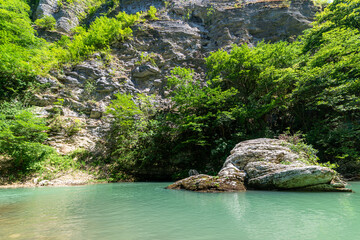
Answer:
166;168;246;192
167;138;352;192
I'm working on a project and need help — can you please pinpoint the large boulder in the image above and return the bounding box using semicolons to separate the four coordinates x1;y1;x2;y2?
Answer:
245;162;336;189
167;138;351;192
223;138;350;191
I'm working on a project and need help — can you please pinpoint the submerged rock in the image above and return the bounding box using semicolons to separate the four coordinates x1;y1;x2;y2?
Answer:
167;138;352;192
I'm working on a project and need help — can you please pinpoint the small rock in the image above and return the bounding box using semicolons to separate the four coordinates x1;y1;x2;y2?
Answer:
90;110;102;119
38;180;53;186
132;64;160;78
188;169;199;176
33;178;39;185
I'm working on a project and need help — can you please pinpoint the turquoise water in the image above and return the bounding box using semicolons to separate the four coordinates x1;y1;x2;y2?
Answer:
0;182;359;240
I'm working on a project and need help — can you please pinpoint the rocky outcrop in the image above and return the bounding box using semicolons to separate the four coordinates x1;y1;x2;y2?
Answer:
34;0;100;33
223;138;350;191
167;138;352;192
168;0;318;49
35;171;95;186
34;0;58;19
34;0;319;96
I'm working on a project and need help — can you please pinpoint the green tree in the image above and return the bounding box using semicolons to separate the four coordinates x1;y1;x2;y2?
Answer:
0;102;53;172
165;67;238;170
105;93;155;171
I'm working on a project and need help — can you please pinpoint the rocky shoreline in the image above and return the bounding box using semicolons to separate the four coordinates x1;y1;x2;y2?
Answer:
0;139;353;191
0;171;99;189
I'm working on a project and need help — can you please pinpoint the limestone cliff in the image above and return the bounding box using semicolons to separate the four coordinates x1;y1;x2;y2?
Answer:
32;0;319;169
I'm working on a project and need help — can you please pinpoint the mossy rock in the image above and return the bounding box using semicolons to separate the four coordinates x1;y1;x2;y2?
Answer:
166;174;246;192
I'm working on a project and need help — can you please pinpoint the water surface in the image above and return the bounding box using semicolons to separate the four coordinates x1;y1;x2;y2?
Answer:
0;182;359;240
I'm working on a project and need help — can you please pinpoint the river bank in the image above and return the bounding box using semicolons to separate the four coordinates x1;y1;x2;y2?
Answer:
0;170;102;189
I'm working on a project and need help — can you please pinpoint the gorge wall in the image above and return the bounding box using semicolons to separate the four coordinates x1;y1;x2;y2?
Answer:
32;0;319;175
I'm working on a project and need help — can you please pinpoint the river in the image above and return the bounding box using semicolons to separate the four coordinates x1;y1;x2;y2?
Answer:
0;182;359;239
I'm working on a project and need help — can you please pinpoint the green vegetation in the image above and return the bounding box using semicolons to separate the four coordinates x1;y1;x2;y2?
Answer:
0;101;50;172
147;6;158;20
207;5;215;17
104;93;158;180
0;0;41;98
136;52;158;66
56;10;146;63
34;15;56;30
278;130;337;169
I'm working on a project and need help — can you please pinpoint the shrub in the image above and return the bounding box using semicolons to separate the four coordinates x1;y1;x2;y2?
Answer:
85;16;133;49
147;6;158;20
0;101;82;180
59;12;139;63
0;0;65;98
34;15;56;30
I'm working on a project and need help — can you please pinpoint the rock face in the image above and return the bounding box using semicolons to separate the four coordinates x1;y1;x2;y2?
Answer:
32;0;319;175
34;0;58;19
34;0;98;33
167;138;352;192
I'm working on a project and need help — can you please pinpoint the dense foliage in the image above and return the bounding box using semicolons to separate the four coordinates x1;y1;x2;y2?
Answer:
0;0;39;98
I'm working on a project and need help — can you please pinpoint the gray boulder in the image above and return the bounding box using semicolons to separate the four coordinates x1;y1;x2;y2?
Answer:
34;0;89;33
222;138;351;191
132;64;161;79
34;0;58;19
245;162;336;189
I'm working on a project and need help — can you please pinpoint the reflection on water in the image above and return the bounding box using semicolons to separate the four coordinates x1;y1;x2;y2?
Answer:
223;193;248;221
0;183;359;240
